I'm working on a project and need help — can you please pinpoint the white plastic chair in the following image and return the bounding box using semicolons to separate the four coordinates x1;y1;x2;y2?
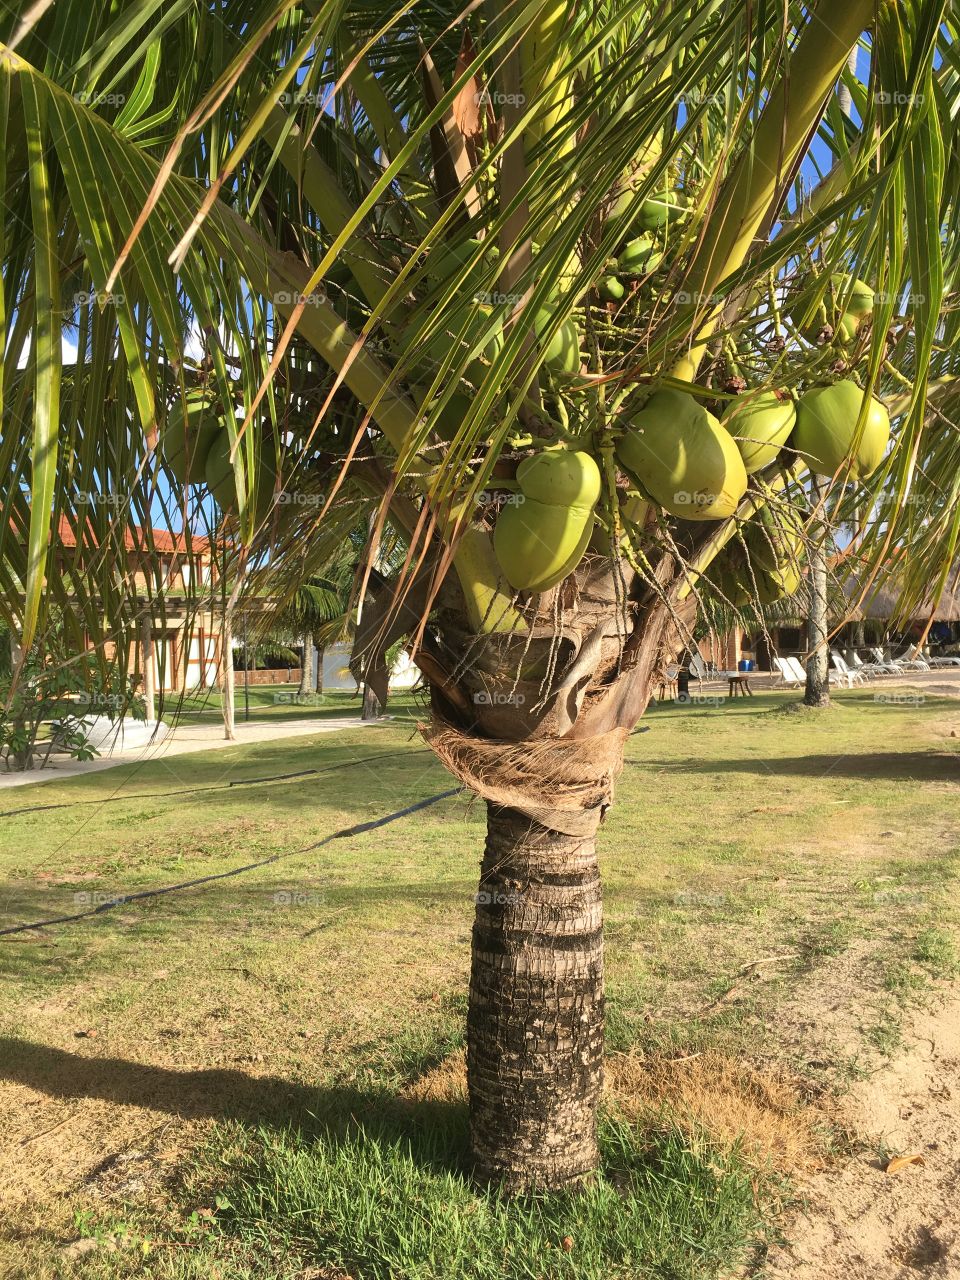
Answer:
830;652;865;686
896;645;931;671
688;653;708;688
835;649;883;679
773;656;802;687
913;646;960;668
785;656;808;684
854;649;900;675
870;646;907;673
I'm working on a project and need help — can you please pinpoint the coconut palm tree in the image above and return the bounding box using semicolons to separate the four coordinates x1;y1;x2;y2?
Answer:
268;572;354;697
2;0;959;1191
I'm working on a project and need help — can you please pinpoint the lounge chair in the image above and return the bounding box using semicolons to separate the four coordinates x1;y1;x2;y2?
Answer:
773;656;802;687
836;649;885;679
852;650;900;675
830;653;865;687
904;644;960;669
785;656;808;684
870;647;908;674
895;645;931;671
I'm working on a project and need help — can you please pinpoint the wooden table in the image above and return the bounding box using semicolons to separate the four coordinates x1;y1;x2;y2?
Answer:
727;673;754;697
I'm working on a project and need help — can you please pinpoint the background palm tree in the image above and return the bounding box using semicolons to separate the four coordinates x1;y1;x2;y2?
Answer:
269;571;355;697
2;0;958;1189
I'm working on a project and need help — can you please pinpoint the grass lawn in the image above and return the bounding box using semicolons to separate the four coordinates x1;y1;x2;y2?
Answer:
0;689;957;1278
159;685;419;724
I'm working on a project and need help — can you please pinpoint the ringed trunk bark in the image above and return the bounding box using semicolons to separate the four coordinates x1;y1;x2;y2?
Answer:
804;538;830;708
299;633;314;698
468;803;604;1192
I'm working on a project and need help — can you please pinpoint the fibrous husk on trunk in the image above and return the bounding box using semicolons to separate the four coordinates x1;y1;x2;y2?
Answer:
424;721;628;837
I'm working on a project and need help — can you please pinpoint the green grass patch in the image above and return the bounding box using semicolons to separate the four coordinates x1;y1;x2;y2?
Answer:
1;688;958;1277
185;1110;774;1280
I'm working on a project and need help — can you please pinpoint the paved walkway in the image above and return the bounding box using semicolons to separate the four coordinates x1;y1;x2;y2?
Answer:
0;716;378;790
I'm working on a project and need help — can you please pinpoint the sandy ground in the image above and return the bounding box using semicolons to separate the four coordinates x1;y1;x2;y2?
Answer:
762;979;960;1279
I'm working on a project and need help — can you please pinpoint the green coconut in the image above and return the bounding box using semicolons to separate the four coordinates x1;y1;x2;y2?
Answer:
427;237;497;288
204;428;278;519
421;389;478;442
533;309;581;377
598;275;626;302
616;388;748;520
399;304;503;388
746;504;806;576
836;276;875;342
617;236;662;277
756;560;802;605
791;274;874;344
721;391;796;474
516;450;602;508
161;393;222;486
792;380;890;479
493;450;601;592
636;190;686;231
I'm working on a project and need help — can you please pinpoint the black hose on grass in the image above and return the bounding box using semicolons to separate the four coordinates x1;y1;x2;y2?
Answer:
0;786;461;938
0;749;434;820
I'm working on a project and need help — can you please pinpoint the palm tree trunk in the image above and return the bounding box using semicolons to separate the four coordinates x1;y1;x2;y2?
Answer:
361;682;380;720
299;633;314;697
468;803;604;1190
804;545;830;707
805;480;831;708
314;641;324;693
222;609;237;741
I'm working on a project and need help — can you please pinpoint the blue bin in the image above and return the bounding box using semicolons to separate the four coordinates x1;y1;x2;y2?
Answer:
737;659;754;672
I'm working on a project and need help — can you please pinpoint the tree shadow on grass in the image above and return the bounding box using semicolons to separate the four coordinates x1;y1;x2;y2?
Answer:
636;751;960;782
0;1036;468;1171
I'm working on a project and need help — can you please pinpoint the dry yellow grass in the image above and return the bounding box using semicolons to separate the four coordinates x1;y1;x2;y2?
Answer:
402;1045;827;1176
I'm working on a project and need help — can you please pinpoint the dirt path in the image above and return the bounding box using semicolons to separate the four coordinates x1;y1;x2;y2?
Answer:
763;989;960;1279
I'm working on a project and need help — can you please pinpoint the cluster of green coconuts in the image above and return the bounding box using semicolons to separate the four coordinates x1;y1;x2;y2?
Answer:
160;391;277;520
159;226;890;609
493;270;891;599
411;238;582;441
596;188;685;302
